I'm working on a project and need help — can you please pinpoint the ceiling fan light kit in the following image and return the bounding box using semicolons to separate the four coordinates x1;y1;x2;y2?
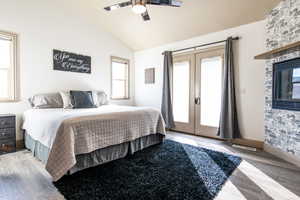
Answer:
110;5;121;10
104;0;183;21
132;5;146;14
132;0;147;14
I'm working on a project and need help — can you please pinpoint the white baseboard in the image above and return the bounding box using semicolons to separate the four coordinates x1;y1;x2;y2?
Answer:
264;143;300;168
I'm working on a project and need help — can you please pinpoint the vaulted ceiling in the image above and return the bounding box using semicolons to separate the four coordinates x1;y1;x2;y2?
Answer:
92;0;280;51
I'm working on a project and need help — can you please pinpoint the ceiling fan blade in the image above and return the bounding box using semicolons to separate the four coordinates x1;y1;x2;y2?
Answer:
147;0;182;7
104;1;132;11
141;10;150;21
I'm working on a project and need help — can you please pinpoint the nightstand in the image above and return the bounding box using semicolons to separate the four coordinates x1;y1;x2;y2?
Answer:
0;114;16;155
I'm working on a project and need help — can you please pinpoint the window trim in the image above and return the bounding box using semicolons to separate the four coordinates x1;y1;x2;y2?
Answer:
110;56;130;100
0;31;18;102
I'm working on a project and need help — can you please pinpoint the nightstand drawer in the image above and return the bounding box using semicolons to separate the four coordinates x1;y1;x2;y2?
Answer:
0;128;15;140
0;117;15;128
0;140;16;153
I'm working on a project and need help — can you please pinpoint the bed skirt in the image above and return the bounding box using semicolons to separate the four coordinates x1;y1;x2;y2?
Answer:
25;132;165;174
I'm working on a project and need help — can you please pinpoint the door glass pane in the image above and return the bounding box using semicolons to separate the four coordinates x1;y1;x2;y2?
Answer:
200;56;222;127
173;61;190;123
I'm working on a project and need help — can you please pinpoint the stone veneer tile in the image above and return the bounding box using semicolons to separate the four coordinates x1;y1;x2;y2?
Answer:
265;0;300;158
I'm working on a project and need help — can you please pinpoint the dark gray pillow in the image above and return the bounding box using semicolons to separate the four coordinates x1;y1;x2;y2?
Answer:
70;91;96;109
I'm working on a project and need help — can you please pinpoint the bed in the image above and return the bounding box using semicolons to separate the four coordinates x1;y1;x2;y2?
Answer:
22;105;166;181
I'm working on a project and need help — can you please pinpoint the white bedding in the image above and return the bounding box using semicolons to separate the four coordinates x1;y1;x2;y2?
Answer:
22;105;156;148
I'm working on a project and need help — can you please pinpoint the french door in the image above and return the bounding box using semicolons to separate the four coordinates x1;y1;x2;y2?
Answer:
172;54;195;133
172;47;224;138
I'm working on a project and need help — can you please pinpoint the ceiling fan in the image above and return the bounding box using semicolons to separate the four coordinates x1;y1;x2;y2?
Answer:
104;0;183;21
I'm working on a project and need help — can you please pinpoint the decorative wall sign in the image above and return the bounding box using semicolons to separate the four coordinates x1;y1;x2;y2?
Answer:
53;49;91;74
145;68;155;84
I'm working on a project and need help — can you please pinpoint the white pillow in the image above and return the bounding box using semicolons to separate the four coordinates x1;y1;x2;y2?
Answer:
59;91;73;109
92;91;109;107
28;93;63;109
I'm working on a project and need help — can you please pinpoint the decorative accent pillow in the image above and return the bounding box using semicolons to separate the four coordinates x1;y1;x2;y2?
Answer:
92;91;109;107
70;91;97;109
28;93;63;109
59;91;73;109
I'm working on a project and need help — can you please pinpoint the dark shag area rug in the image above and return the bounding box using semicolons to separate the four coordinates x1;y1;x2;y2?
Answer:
54;140;242;200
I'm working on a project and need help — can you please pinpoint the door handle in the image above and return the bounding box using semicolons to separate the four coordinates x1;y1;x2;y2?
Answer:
195;97;201;105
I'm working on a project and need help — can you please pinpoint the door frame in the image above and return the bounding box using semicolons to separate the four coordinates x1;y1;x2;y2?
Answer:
171;54;195;134
194;47;225;138
171;45;225;138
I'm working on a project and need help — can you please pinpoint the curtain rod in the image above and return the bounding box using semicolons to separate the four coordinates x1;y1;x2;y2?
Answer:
162;37;239;55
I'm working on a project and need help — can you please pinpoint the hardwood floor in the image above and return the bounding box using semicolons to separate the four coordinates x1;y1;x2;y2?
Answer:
168;132;300;200
0;131;300;200
0;151;64;200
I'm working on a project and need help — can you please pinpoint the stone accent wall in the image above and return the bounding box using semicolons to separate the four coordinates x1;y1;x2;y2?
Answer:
265;0;300;157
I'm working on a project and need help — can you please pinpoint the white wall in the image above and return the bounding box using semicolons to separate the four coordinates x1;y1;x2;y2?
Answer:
134;21;267;141
0;0;134;140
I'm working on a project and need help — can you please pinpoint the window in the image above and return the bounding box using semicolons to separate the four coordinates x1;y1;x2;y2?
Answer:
0;31;17;102
111;56;130;99
292;68;300;99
